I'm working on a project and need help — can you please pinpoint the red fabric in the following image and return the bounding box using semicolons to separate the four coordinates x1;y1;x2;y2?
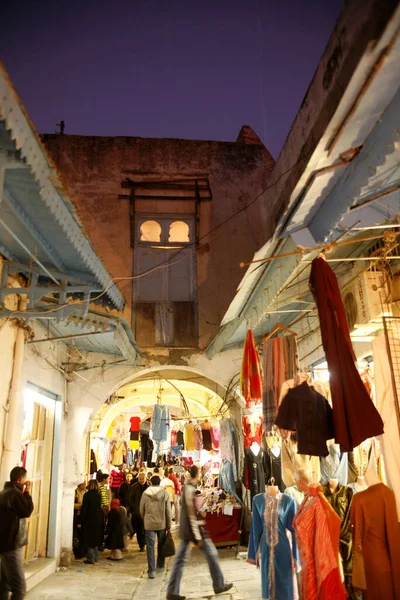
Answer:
242;416;263;449
204;509;241;545
309;257;384;451
130;416;140;432
240;330;263;408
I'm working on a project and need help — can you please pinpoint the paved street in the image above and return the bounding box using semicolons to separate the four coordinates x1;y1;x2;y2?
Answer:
26;533;261;600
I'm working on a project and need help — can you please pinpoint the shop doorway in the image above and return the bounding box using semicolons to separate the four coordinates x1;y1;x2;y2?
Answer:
21;385;57;562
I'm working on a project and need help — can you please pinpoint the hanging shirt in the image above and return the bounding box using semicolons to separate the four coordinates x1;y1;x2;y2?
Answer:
130;416;140;432
184;423;195;451
275;382;334;457
152;405;170;442
111;442;125;466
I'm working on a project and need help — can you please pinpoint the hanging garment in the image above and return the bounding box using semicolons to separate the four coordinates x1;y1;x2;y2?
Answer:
240;330;263;408
210;423;220;449
263;334;298;432
218;459;240;502
281;437;321;488
372;335;400;519
348;438;372;484
275;382;334;457
320;444;348;486
130;416;140;432
176;430;184;449
283;485;304;508
220;418;238;480
243;448;266;501
194;424;203;451
350;483;400;599
242;416;263;449
90;449;98;475
309;257;384;451
201;423;212;451
293;486;347;600
323;484;355;598
248;491;297;600
110;442;125;466
184;422;195;451
170;430;177;446
151;405;170;442
264;448;285;493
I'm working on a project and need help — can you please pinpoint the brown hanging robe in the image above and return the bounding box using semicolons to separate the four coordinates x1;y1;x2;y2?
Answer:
309;257;384;451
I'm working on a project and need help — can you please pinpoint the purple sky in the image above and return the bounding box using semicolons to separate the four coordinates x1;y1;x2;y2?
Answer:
2;0;343;158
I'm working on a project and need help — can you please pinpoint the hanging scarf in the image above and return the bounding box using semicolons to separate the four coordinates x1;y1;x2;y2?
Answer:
240;330;263;408
263;491;282;600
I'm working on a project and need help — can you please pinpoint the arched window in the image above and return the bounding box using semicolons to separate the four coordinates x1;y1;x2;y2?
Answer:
140;220;162;242
168;221;190;243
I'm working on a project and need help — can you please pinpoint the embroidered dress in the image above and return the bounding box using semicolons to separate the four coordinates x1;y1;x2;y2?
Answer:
243;448;266;501
320;444;348;485
248;491;297;600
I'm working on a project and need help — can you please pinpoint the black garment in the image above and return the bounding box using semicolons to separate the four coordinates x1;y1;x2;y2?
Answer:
132;516;146;550
202;429;212;451
0;482;34;553
80;489;103;548
105;509;124;550
242;448;266;501
264;449;285;492
90;450;98;475
117;482;132;508
129;481;149;518
275;382;334;457
176;430;185;448
130;431;139;442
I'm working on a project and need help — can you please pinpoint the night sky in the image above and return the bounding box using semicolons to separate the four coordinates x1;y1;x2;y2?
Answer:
2;0;343;158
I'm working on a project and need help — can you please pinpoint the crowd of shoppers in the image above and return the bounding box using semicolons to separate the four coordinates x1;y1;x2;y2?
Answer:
71;463;231;599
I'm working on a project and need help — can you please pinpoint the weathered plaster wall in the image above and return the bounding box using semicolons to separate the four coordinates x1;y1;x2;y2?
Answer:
42;130;275;350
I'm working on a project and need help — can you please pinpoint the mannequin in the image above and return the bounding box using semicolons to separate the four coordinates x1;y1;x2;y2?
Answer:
268;477;279;496
328;478;339;493
271;443;280;458
250;442;260;456
248;484;297;600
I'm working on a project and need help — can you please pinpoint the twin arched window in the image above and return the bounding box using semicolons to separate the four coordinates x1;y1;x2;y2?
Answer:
139;220;190;243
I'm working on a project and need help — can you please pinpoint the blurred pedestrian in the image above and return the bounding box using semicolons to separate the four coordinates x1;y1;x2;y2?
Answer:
118;472;133;509
0;466;34;600
73;481;86;559
129;471;149;551
168;467;181;524
167;466;232;600
80;479;102;565
140;475;171;578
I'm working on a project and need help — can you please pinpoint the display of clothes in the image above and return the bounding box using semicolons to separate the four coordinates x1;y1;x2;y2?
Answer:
210;422;220;449
263;334;298;432
323;483;355;598
240;329;263;408
309;257;384;451
220;418;238;480
348;438;372;484
218;459;240;502
201;420;213;451
176;429;184;448
264;446;285;493
320;443;348;485
110;441;125;466
293;486;347;600
275;381;334;457
242;415;263;449
90;449;98;475
248;490;297;600
151;404;170;442
242;446;266;501
184;422;195;451
350;483;400;599
281;437;321;489
194;423;203;451
283;485;304;508
372;335;400;520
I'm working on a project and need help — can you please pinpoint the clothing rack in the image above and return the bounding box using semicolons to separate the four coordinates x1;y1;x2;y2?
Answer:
262;322;297;342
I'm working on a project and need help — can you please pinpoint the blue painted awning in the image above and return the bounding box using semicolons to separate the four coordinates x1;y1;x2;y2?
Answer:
0;63;124;311
208;7;400;357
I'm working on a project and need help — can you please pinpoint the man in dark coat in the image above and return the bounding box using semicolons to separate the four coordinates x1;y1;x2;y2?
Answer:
0;466;34;599
129;471;149;551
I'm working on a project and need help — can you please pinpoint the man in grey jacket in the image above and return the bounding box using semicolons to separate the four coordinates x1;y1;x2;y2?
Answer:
140;475;172;578
166;465;232;600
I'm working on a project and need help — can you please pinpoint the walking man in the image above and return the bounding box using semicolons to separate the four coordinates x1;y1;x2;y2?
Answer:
0;466;34;600
140;474;171;579
167;465;232;600
129;470;149;551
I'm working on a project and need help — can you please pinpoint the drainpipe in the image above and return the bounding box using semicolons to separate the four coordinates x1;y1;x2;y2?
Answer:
0;296;27;484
